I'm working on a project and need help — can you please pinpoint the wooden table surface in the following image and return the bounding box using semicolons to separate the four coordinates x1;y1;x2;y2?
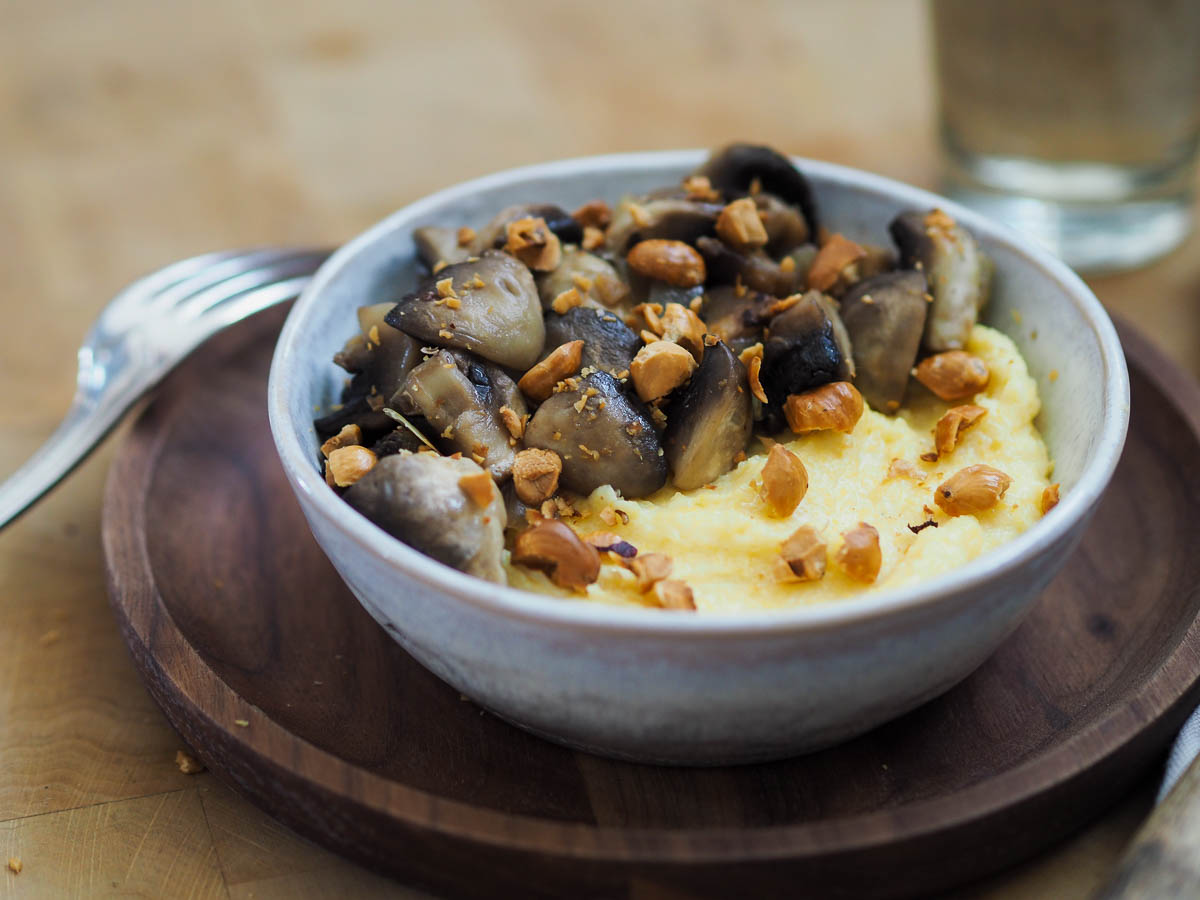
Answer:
2;1;1197;897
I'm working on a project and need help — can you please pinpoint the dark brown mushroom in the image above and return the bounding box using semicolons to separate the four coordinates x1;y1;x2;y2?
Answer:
543;307;641;378
348;303;422;407
754;193;810;255
839;271;929;414
692;143;819;236
604;197;722;255
524;371;667;499
695;236;799;297
471;203;582;253
396;349;527;480
889;209;993;352
699;285;775;353
413;226;469;270
663;341;753;490
344;453;507;583
536;247;630;311
385;250;545;371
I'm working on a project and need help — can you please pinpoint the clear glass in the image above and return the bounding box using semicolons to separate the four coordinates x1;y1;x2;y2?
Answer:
931;0;1200;272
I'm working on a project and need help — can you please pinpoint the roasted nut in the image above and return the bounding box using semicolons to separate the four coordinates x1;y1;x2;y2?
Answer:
456;226;476;247
630;302;665;336
327;445;378;486
518;340;584;401
458;470;496;507
504;217;562;271
914;351;990;401
659;302;708;361
513;519;600;591
782;382;864;434
738;343;768;403
1041;483;1061;514
582;226;605;251
320;423;363;458
627;239;707;288
934;464;1013;516
551;287;584;314
806;233;867;292
716;197;768;250
499;405;526;440
629;340;697;402
584;531;638;558
760;444;808;517
682;174;720;201
886;458;923;481
512;448;563;506
778;525;826;582
626;552;673;591
835;523;881;583
932;404;988;458
572;199;612;229
651;579;696;610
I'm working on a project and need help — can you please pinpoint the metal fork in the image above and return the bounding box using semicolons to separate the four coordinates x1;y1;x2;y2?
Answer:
0;246;332;531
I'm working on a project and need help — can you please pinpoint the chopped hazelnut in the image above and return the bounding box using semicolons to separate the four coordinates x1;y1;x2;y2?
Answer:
760;444;808;517
659;302;708;361
513;448;563;506
435;277;457;299
518;340;585;401
551;287;584;314
651;579;696;611
626;239;706;288
629;340;697;402
835;523;881;583
778;525;826;582
626;552;673;592
886;458;923;481
456;226;476;247
458;470;496;507
715;196;768;250
932;404;988;458
320;423;363;458
499;405;525;440
806;233;867;292
584;531;638;558
503;216;562;271
630;302;665;336
1041;483;1061;514
738;343;768;403
599;506;629;526
783;382;864;434
934;464;1013;516
327;445;377;487
681;174;720;202
914;351;990;401
512;519;600;591
582;225;605;251
765;293;803;317
571;199;612;229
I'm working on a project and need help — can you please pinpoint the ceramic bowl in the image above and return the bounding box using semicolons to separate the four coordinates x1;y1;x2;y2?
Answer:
267;151;1129;764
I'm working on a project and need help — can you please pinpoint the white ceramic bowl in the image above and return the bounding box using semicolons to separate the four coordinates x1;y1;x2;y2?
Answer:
268;151;1129;764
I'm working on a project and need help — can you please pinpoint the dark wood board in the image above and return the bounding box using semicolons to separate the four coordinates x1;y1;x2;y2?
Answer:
102;304;1200;900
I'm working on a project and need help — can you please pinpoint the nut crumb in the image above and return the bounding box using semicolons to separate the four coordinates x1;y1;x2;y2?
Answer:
572;199;612;229
1040;483;1061;514
175;749;205;774
551;287;584;314
682;174;720;202
456;226;476;247
458;471;496;507
716;196;768;250
630;302;665;336
320;423;362;458
585;532;638;558
499;406;525;439
599;506;629;526
504;217;562;271
651;579;696;611
582;225;605;250
739;343;768;403
513;449;563;506
886;458;923;481
777;525;826;582
835;523;882;583
932;404;988;459
435;277;457;299
626;552;673;592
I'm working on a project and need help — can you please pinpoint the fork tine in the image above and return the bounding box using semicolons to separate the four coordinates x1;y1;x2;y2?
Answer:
103;248;269;319
172;250;331;322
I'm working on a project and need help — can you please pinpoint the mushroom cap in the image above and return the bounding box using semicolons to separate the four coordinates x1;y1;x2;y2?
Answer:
693;143;819;236
839;270;929;414
542;306;642;379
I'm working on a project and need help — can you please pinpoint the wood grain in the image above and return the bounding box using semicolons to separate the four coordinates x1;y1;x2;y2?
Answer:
98;307;1200;899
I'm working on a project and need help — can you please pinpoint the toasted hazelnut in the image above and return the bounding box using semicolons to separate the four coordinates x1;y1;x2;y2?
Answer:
682;174;720;202
737;343;768;404
327;446;377;487
584;531;638;558
513;519;601;591
551;287;585;314
806;233;867;292
599;506;629;526
1041;483;1061;515
458;470;496;507
932;404;988;458
571;199;612;229
651;579;696;611
627;239;706;288
626;552;673;592
765;293;803;317
320;423;363;458
512;448;563;506
629;340;697;402
582;226;605;251
630;302;665;336
835;523;881;583
518;340;584;401
914;351;990;401
716;196;768;250
456;226;476;247
760;444;808;517
778;525;826;582
504;217;562;271
499;405;526;440
659;302;708;361
934;464;1013;516
886;458;923;481
782;382;864;434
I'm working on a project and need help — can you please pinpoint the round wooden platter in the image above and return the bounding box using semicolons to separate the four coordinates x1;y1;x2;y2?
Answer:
103;304;1200;900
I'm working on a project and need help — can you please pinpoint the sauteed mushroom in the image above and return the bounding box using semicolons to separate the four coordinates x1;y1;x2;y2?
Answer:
693;143;819;236
543;307;641;378
605;197;722;254
413;226;469;270
695;237;799;297
472;203;582;252
839;271;928;413
759;291;855;415
536;248;630;311
700;285;774;353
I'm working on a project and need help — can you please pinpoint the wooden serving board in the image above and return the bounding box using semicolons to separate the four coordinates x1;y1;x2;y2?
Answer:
102;304;1200;900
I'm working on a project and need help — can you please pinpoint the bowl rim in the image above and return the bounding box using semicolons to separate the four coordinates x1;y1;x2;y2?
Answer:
268;149;1130;638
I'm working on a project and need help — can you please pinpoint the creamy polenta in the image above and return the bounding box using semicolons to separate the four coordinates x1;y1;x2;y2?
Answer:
505;324;1052;612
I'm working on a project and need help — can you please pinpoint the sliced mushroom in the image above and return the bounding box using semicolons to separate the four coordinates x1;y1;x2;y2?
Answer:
700;285;774;353
693;143;818;237
755;193;810;255
413;226;469;270
524;371;667;499
759;291;855;426
536;247;630;311
890;209;993;352
385;251;545;371
314;369;395;438
471;203;582;253
351;303;422;407
370;424;431;458
605;197;722;255
839;271;928;414
543;306;641;378
663;341;753;490
396;349;527;480
344;453;507;583
695;236;798;297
